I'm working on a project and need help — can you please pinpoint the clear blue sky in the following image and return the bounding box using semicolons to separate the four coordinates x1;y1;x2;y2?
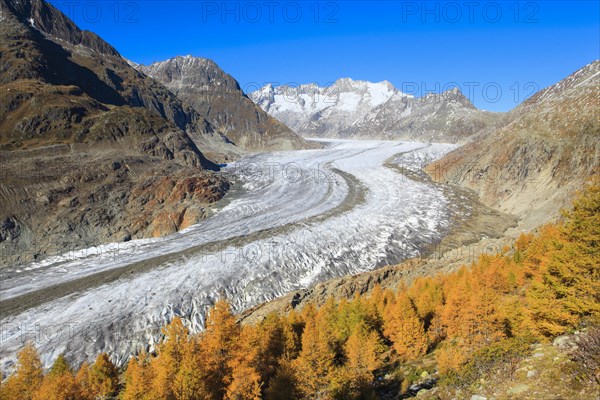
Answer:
51;1;599;112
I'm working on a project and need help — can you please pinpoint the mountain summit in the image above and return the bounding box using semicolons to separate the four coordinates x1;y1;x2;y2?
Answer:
138;56;313;151
249;79;501;143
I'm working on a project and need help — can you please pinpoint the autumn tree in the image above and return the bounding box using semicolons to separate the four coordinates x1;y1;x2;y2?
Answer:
30;354;81;400
121;352;155;400
0;343;44;400
264;360;302;400
407;276;443;331
249;314;296;384
293;305;337;396
435;341;467;374
526;183;600;337
149;317;190;399
464;272;506;346
225;361;261;400
172;339;207;400
199;300;241;400
383;292;428;360
87;353;118;399
330;322;384;399
73;362;91;399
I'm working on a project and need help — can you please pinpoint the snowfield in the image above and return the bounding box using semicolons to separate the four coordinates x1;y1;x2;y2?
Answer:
0;140;457;370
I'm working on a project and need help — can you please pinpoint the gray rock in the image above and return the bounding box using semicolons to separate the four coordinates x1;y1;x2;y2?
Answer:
553;335;574;348
507;384;530;395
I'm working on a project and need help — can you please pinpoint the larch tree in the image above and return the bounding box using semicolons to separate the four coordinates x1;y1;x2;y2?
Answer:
0;343;44;400
331;322;384;399
73;362;91;399
439;268;472;342
151;316;189;399
87;353;118;399
527;182;600;337
226;326;262;400
408;277;443;330
32;354;80;400
434;341;466;374
172;339;207;400
383;292;428;360
293;309;336;396
225;362;262;400
121;352;155;400
199;299;241;400
264;359;302;400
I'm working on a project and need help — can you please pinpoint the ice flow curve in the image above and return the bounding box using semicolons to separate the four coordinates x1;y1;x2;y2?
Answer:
0;139;456;369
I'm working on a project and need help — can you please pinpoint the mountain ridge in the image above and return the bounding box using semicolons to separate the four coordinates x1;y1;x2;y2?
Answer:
138;55;316;152
249;78;502;143
0;0;233;266
427;60;600;231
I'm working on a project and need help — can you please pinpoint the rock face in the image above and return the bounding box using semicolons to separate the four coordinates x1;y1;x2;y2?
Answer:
427;60;600;231
0;0;231;266
0;0;227;163
138;56;314;151
249;79;501;143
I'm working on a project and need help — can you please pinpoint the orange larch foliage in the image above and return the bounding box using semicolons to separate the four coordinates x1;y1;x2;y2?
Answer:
0;343;44;400
87;353;118;399
383;292;428;360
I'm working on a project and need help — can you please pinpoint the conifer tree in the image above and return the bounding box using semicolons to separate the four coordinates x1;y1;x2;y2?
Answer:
88;353;118;399
293;308;336;396
383;292;428;360
121;353;155;400
150;316;190;399
330;322;384;399
33;356;79;400
172;339;207;400
264;360;302;400
73;362;91;400
0;343;44;400
200;300;241;400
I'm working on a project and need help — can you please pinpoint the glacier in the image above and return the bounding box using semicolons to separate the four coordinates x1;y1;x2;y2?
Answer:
0;139;458;370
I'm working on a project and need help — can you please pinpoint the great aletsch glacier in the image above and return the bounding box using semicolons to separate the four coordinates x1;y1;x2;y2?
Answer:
0;140;459;370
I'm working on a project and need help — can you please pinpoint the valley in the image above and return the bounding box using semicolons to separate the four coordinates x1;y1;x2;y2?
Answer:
1;139;477;369
0;0;598;398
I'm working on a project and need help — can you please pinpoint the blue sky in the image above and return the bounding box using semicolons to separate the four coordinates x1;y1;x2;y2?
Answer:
51;1;599;112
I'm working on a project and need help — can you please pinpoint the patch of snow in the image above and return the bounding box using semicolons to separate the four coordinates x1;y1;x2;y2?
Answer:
336;92;361;111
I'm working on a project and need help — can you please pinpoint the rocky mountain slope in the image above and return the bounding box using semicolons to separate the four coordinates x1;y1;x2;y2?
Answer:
138;56;313;151
249;79;501;143
0;0;231;266
0;0;230;156
427;60;600;231
241;61;600;328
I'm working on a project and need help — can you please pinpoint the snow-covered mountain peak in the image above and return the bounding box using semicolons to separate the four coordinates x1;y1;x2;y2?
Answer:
249;78;500;142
